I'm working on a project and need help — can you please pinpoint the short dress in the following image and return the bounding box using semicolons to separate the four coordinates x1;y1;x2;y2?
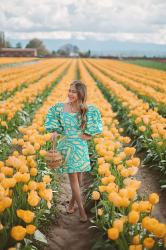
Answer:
44;102;103;174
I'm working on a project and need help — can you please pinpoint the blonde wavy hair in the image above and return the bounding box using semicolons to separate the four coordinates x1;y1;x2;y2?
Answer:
70;80;88;131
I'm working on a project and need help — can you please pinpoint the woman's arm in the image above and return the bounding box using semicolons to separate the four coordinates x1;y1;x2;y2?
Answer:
79;133;92;140
51;131;60;141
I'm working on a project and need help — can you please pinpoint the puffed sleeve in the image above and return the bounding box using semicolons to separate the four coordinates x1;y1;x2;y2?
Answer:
44;103;63;134
84;105;103;136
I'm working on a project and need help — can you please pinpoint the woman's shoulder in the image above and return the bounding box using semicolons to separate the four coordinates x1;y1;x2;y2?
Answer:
87;103;99;112
49;102;64;112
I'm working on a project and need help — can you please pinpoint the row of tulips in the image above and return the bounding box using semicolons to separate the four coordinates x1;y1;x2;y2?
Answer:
0;60;77;249
0;59;70;161
83;59;166;147
87;59;166;108
83;59;166;185
0;60;71;127
0;61;40;83
0;61;71;163
0;59;66;97
97;59;166;85
79;59;166;250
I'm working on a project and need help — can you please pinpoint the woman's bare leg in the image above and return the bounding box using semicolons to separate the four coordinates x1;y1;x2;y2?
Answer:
68;173;87;219
68;172;83;205
77;172;83;187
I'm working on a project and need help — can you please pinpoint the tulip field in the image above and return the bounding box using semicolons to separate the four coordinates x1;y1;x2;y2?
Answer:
82;59;166;187
0;58;166;250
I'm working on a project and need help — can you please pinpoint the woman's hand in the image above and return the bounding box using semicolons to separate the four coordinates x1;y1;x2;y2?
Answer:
79;133;92;140
51;132;59;141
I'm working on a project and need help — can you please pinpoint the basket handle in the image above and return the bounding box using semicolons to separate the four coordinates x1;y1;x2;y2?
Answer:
51;137;57;151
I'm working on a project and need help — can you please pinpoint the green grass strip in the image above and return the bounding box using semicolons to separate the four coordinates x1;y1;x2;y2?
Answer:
126;59;166;71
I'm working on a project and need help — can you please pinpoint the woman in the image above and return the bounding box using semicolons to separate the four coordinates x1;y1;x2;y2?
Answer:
44;80;103;222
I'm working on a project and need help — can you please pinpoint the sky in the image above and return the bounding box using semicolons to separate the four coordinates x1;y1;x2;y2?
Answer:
0;0;166;56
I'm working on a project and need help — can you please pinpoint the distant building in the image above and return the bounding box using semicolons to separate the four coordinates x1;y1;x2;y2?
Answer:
0;48;37;57
69;52;79;57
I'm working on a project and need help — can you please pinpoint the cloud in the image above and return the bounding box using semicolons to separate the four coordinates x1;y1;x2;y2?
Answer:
0;0;166;44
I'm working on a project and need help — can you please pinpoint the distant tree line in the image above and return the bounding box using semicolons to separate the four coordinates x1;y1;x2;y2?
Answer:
0;31;12;48
0;31;91;57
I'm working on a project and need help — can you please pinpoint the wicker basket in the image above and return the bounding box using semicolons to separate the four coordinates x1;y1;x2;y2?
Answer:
45;139;64;168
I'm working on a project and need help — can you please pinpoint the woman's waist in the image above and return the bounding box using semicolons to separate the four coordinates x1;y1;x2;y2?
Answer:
57;132;87;143
61;131;82;138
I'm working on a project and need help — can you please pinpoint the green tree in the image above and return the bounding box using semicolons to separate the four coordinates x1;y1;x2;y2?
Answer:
5;40;12;48
0;31;5;48
25;38;49;56
52;50;56;55
16;42;22;48
57;43;80;56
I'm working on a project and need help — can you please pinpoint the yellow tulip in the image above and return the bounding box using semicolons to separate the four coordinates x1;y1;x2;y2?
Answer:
126;187;136;200
139;126;146;132
43;175;52;184
39;189;53;201
97;208;103;216
120;197;130;207
28;190;40;206
113;219;123;232
1;178;16;188
97;157;105;164
30;168;37;176
39;149;47;157
11;225;26;241
22;184;28;192
98;185;107;192
1;167;13;176
132;158;140;167
128;211;140;224
142;216;151;229
153;223;166;238
16;209;35;223
37;182;46;190
21;173;30;183
124;147;136;156
120;168;129;178
107;227;119;240
149;193;159;205
129;245;142;250
0;161;5;168
133;235;140;245
28;181;37;190
138;201;152;213
0;223;4;230
26;224;37;234
143;237;155;249
92;191;100;200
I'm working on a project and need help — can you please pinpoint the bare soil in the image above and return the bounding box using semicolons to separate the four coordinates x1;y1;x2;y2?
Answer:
44;160;166;250
136;162;166;223
44;173;96;250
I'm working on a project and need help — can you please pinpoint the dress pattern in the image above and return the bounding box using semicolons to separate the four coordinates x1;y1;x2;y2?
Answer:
44;102;103;174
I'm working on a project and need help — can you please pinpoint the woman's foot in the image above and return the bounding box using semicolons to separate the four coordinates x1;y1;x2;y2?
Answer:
80;214;88;222
66;199;78;214
79;207;88;222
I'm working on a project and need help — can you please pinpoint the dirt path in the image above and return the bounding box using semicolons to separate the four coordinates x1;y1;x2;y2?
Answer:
44;159;166;250
0;60;40;70
45;173;96;250
136;163;166;223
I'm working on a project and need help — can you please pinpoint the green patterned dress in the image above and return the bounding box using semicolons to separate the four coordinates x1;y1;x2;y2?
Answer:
44;102;103;174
